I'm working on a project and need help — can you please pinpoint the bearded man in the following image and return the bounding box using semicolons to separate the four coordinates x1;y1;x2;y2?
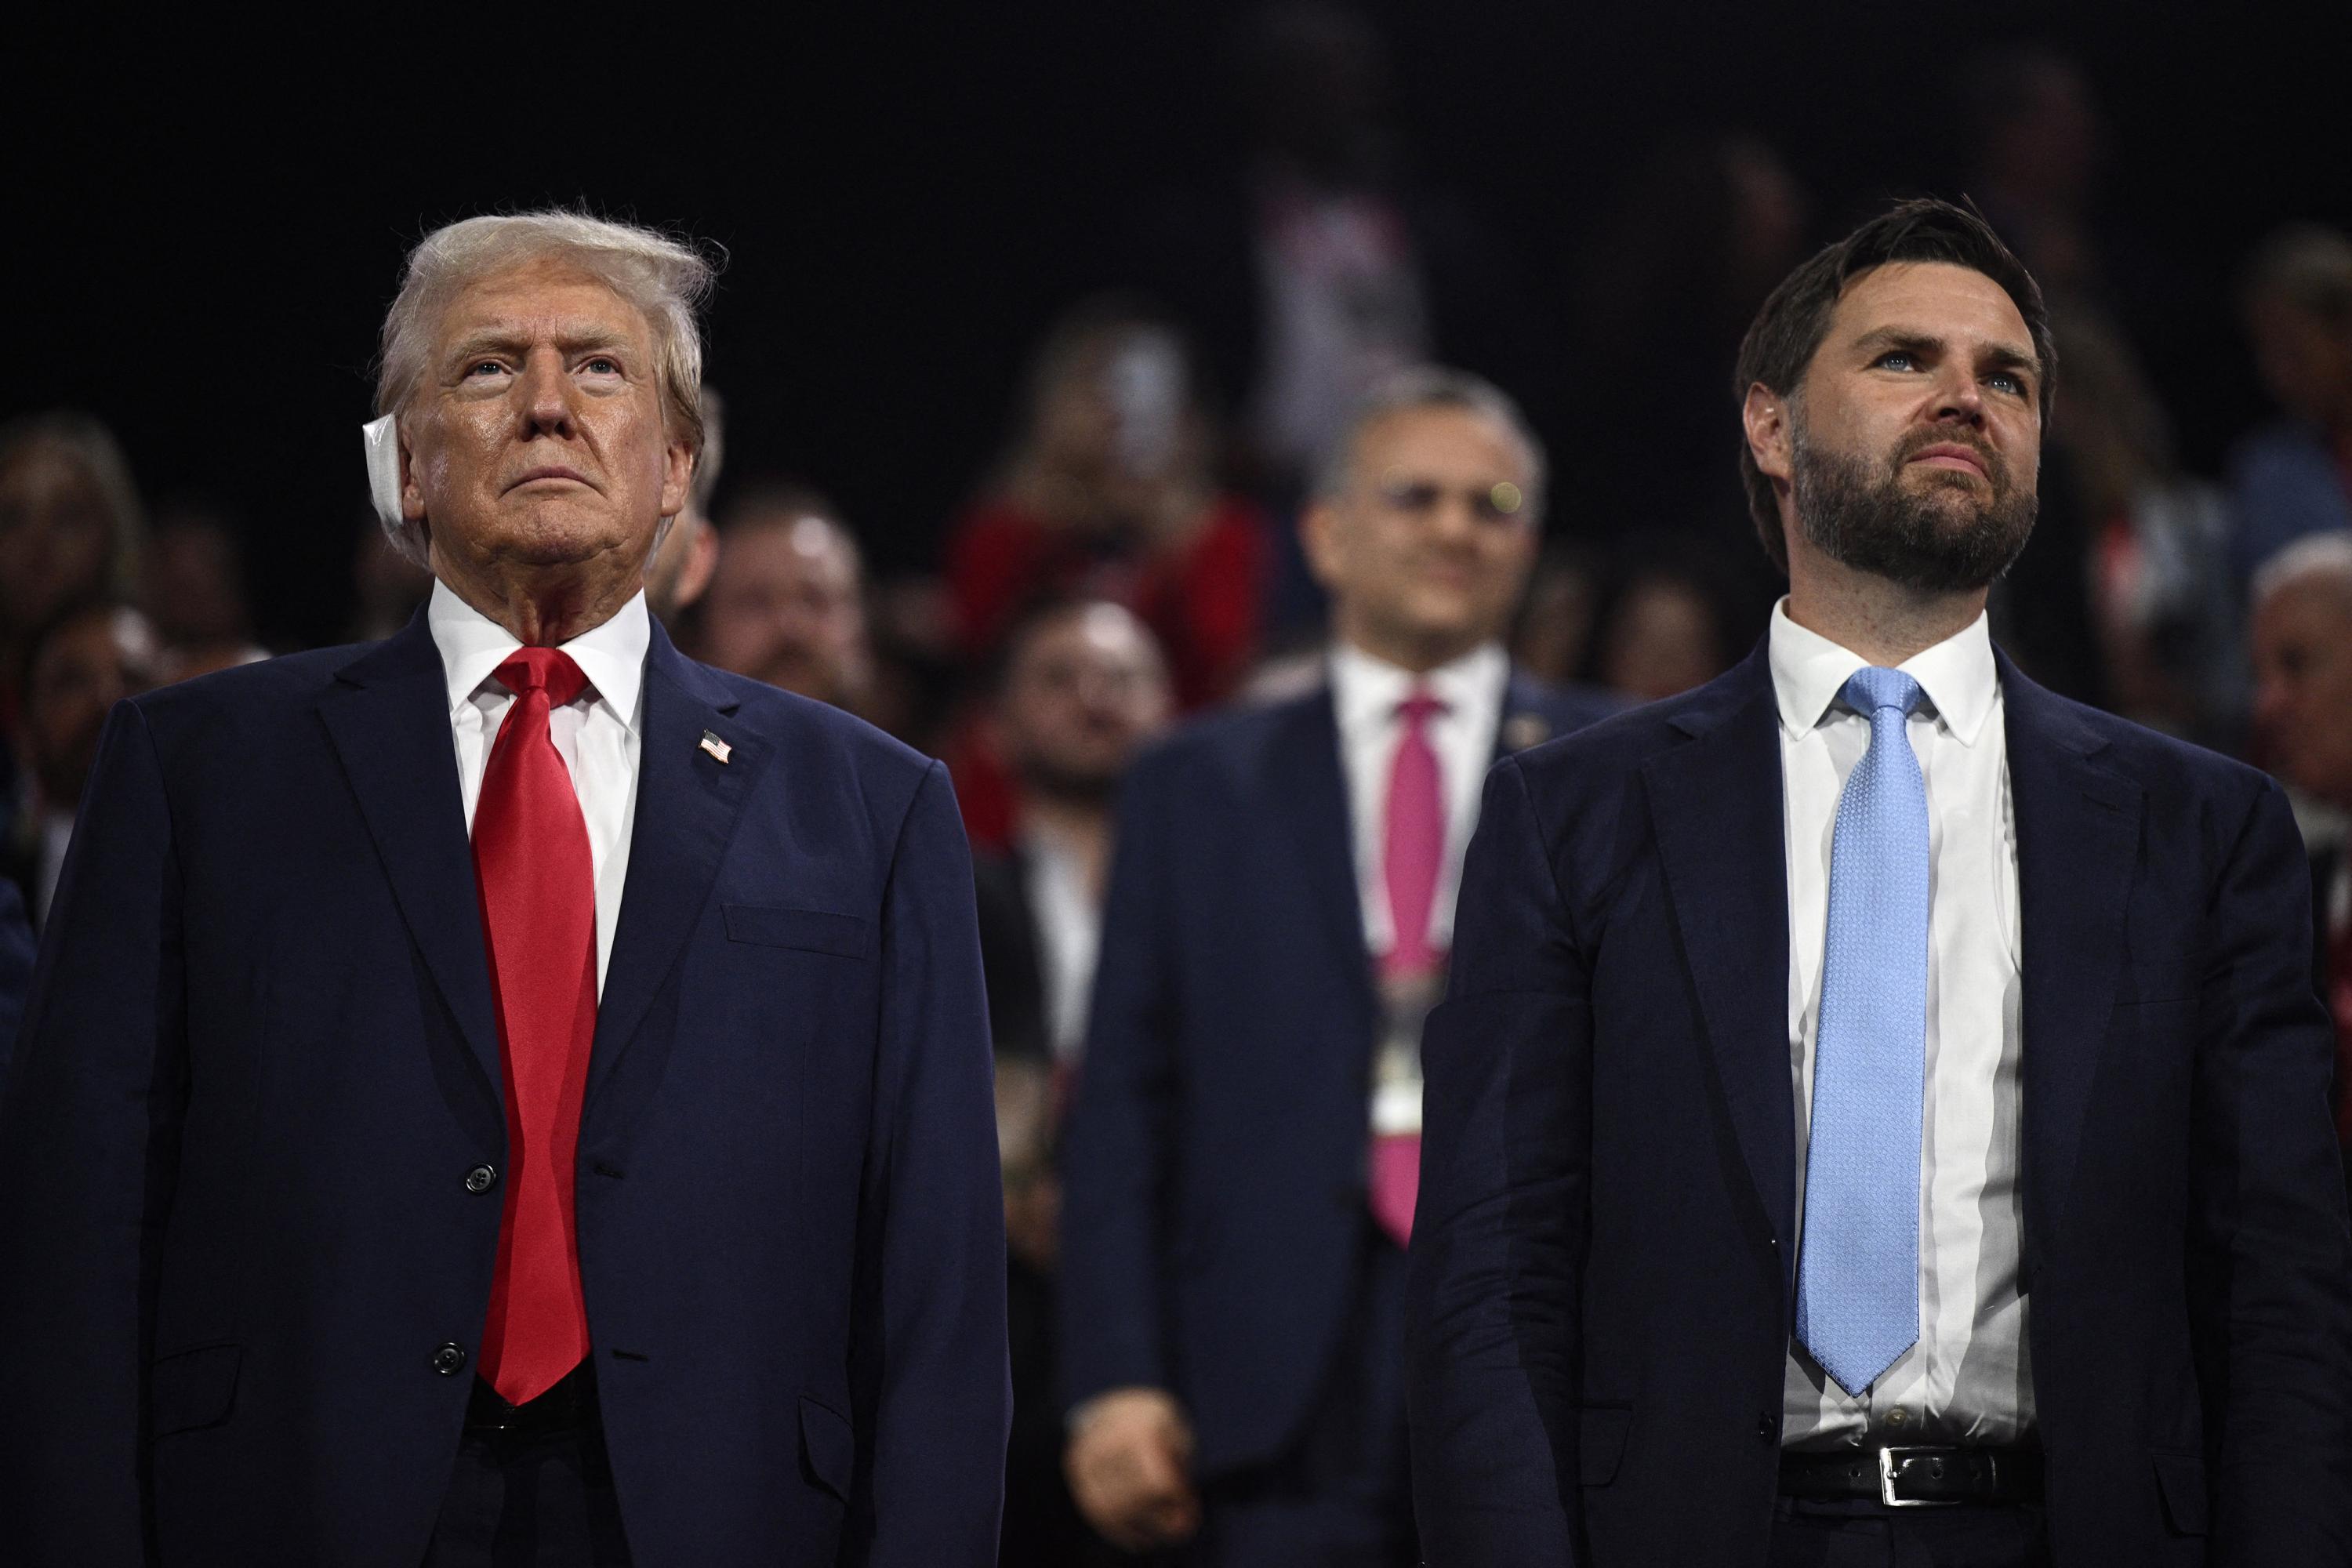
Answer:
0;212;1007;1566
1407;199;2352;1566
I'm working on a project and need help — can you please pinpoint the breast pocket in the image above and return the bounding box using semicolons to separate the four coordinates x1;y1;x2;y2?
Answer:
723;904;872;960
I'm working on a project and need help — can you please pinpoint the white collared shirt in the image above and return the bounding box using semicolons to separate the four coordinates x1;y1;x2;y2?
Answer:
1020;821;1102;1066
1328;640;1510;958
1770;599;2031;1446
427;580;648;996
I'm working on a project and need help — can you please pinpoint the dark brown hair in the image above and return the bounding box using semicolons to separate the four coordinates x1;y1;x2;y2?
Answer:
1732;197;2056;573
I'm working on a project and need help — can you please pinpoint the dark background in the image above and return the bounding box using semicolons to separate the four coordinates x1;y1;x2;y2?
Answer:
9;3;2349;649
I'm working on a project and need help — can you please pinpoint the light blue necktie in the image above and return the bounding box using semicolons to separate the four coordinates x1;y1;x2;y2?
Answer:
1796;666;1930;1396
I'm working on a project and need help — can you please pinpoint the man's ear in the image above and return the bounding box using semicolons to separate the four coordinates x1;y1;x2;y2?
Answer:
1742;383;1795;490
1298;496;1345;593
398;419;429;524
659;437;695;523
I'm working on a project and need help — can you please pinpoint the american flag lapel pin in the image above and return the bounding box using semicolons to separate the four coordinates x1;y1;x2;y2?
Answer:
699;729;732;764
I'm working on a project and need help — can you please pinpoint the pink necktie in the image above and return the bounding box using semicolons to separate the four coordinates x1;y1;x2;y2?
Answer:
1372;687;1445;1248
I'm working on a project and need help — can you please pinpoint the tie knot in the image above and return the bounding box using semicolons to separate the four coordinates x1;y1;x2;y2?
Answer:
1841;666;1925;720
495;647;590;710
1397;688;1447;728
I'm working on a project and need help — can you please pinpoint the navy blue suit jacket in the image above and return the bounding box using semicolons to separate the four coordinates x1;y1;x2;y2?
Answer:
1409;644;2352;1566
0;612;1010;1566
0;879;31;1096
1059;671;1617;1476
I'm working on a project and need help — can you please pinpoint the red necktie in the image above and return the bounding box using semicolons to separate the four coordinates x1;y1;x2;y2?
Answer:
472;648;597;1405
1371;687;1445;1248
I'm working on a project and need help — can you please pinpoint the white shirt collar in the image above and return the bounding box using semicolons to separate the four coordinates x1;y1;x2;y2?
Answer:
426;578;651;734
1329;639;1509;732
1766;597;1997;746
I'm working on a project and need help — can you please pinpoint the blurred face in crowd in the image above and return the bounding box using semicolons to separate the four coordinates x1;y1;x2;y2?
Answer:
996;603;1171;805
1029;327;1194;517
2251;568;2352;808
2247;297;2352;432
1600;575;1727;703
1304;404;1541;670
25;604;162;808
1751;262;2043;596
142;515;250;647
699;511;870;708
400;257;691;632
0;442;119;641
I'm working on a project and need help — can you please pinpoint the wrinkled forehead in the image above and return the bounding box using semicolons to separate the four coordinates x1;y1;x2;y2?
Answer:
1827;260;2034;353
430;256;657;358
1352;403;1534;482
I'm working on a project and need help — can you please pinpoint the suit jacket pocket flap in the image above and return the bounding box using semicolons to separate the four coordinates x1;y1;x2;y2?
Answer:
725;904;871;959
800;1394;855;1501
151;1341;241;1439
2152;1449;2208;1535
1578;1403;1633;1486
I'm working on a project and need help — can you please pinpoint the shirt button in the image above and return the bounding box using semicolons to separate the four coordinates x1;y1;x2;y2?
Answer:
1886;1406;1910;1427
464;1164;499;1195
1756;1413;1777;1444
432;1342;468;1377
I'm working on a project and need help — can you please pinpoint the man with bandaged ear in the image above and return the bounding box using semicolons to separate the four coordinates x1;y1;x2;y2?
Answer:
0;211;1008;1565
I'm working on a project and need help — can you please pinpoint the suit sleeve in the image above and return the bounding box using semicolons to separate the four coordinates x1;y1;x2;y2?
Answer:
2191;779;2352;1559
842;760;1011;1566
0;877;34;1098
1055;746;1181;1410
1408;753;1591;1566
0;701;187;1564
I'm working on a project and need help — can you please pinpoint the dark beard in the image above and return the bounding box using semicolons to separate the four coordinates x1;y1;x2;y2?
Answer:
1791;423;2038;593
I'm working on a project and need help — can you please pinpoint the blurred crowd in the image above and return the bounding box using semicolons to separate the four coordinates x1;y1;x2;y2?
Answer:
4;8;2351;1563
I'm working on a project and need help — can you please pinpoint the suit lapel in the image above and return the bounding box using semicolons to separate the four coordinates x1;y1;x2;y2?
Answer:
2001;655;2139;1272
318;614;505;1108
1264;688;1377;1035
1642;648;1798;1277
586;626;769;1114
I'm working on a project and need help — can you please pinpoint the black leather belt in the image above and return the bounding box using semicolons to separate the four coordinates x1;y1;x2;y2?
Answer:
1780;1444;2043;1508
463;1362;596;1441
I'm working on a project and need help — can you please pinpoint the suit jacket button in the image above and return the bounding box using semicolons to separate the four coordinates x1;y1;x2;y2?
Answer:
1756;1413;1777;1444
433;1342;468;1377
464;1164;499;1195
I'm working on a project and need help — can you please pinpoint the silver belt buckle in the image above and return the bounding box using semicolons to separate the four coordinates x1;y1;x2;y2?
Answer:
1878;1445;1965;1508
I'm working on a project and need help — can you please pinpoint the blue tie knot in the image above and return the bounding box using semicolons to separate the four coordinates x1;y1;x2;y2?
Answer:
1842;666;1926;720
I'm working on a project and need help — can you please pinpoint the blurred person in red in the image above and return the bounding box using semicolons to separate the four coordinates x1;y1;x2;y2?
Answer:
946;297;1271;713
0;414;145;820
140;501;270;680
2230;227;2352;583
1057;369;1617;1565
2;601;162;930
975;598;1173;1568
2249;531;2352;1180
696;481;874;714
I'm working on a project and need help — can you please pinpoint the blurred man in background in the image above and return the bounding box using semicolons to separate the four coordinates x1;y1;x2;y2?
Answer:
644;387;724;626
2249;530;2352;1183
141;502;270;679
978;597;1174;1567
1058;368;1615;1565
0;414;145;826
2230;226;2352;583
697;482;874;714
4;601;162;929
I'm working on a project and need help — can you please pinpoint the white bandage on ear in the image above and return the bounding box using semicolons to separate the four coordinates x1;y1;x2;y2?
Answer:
361;415;403;531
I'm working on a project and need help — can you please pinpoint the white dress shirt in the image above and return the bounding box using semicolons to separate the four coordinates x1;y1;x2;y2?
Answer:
427;580;648;997
1329;640;1509;959
1771;600;2033;1447
1020;822;1103;1066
